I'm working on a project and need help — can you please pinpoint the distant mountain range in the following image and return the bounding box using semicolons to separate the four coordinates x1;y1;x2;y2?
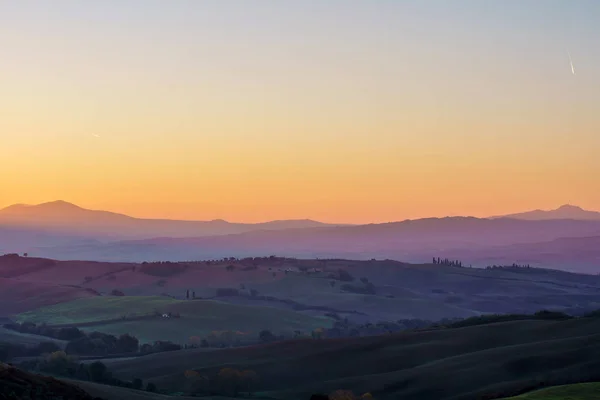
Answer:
23;217;600;272
492;204;600;221
0;200;338;239
3;201;600;272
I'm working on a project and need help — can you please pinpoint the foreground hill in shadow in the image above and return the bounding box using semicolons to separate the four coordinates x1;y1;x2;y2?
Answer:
501;382;600;400
0;362;98;400
97;316;600;400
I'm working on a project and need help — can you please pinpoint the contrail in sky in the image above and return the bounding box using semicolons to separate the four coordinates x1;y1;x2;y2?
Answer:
567;50;576;75
92;134;101;138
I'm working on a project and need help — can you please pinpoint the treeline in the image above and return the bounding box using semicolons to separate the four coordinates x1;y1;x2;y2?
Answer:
309;318;453;340
3;322;181;358
309;309;598;340
432;258;535;270
432;257;465;267
0;341;62;363
18;351;158;393
441;310;573;329
485;263;532;269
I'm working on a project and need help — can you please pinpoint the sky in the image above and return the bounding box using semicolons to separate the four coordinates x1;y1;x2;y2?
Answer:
1;0;599;223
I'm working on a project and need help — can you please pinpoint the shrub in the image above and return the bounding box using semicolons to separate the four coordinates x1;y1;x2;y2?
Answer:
259;329;276;343
132;378;143;390
140;263;188;277
337;269;354;282
215;288;239;297
88;361;108;383
156;279;167;287
330;390;358;400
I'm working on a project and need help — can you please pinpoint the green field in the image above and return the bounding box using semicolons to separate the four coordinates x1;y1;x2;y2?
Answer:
0;327;66;348
16;296;333;343
504;383;600;400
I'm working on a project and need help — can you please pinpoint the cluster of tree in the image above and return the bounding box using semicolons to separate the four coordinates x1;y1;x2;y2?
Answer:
187;330;281;349
310;391;374;400
340;281;376;295
4;323;139;356
140;340;182;354
485;263;532;270
4;323;85;341
329;390;374;400
309;319;441;339
139;262;188;277
184;367;259;397
440;310;573;329
328;269;355;282
18;351;157;393
1;253;21;259
0;341;62;362
432;257;464;267
4;322;181;356
215;288;240;297
65;332;139;356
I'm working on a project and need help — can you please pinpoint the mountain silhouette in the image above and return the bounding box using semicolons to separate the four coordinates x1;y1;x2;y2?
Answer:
0;200;336;239
491;204;600;221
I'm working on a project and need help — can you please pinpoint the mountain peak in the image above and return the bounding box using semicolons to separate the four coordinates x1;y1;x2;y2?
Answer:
556;204;583;211
37;200;82;210
493;204;600;221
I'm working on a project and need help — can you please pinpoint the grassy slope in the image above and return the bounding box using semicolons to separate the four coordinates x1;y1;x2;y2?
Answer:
0;327;66;348
6;257;600;322
0;277;97;315
64;379;216;400
16;296;333;343
96;317;600;400
503;383;600;400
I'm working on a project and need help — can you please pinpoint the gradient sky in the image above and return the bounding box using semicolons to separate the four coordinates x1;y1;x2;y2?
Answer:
1;0;599;223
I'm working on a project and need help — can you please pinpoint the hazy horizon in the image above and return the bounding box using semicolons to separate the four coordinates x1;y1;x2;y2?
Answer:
2;1;599;223
0;199;598;225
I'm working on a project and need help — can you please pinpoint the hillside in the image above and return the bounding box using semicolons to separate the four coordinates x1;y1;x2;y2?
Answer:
4;255;600;325
64;379;211;400
502;382;600;399
0;363;98;400
15;296;333;343
0;277;98;316
0;327;67;348
91;316;600;400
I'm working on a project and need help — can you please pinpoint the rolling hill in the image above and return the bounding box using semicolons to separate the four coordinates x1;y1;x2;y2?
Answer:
26;217;600;268
0;363;97;400
88;316;600;400
502;382;600;400
4;254;600;325
15;296;333;343
0;277;98;316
